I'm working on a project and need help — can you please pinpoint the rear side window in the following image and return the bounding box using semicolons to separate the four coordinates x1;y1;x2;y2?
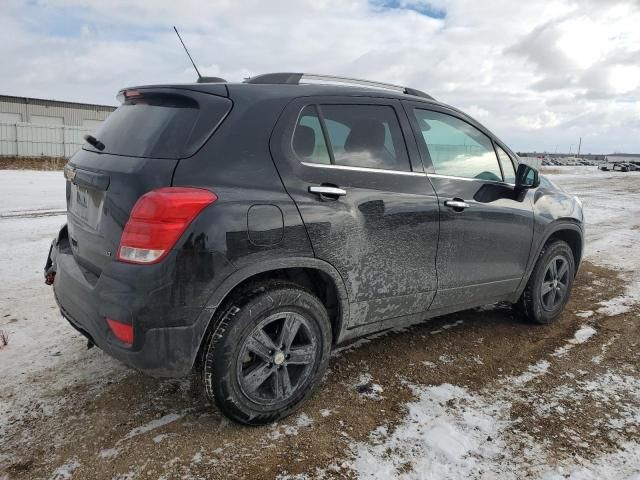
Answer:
294;105;331;164
86;92;231;159
292;104;411;172
413;109;503;182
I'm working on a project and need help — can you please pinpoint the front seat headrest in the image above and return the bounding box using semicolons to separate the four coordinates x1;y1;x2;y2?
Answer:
293;125;315;158
344;119;385;152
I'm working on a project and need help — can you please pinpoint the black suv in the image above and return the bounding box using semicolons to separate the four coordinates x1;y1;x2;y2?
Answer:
45;73;584;424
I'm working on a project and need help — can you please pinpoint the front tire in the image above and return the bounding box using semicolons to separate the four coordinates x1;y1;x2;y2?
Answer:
516;239;575;324
201;281;331;425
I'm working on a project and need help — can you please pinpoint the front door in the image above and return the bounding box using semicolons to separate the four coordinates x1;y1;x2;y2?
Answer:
271;97;440;327
406;103;534;310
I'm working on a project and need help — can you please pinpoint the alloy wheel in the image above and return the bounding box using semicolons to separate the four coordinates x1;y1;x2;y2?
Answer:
541;255;570;311
236;312;318;405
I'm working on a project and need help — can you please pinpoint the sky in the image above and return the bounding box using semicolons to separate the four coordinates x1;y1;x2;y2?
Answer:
1;0;639;154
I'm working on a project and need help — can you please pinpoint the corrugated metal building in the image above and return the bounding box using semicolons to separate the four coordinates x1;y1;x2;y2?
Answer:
606;154;640;164
0;95;116;158
0;95;115;127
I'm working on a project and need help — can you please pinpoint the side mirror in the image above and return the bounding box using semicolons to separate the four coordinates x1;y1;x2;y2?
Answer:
516;163;540;189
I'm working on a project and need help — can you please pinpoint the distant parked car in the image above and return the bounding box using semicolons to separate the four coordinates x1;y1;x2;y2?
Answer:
613;163;629;172
599;165;609;171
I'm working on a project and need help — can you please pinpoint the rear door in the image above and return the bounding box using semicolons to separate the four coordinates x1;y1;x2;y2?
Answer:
405;102;534;310
66;87;231;276
271;96;439;328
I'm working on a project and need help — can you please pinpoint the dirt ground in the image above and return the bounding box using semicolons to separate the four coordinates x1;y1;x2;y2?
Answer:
0;157;66;170
1;259;637;479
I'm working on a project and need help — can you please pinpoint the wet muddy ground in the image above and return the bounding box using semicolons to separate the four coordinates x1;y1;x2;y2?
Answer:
2;260;637;479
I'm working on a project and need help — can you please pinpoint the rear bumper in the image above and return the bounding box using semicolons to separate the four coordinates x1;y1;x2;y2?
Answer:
47;225;217;377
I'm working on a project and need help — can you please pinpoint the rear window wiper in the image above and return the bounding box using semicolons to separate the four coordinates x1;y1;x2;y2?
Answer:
83;134;106;151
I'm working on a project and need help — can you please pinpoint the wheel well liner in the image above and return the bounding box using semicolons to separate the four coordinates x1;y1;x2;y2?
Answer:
203;258;349;346
547;228;583;270
513;222;583;302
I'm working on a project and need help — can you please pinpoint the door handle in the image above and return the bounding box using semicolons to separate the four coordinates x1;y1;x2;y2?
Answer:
444;199;470;210
309;186;347;197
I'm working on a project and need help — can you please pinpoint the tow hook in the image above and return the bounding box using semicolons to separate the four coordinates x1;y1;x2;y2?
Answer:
45;271;56;285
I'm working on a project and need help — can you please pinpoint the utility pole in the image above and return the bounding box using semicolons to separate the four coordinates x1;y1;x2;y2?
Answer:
577;136;582;157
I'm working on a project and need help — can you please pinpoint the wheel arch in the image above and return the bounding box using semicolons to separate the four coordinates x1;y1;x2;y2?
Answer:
201;258;349;350
514;220;584;301
547;226;583;271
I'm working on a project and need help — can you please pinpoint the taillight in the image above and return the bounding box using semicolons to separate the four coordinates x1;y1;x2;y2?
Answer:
117;187;217;264
106;318;134;346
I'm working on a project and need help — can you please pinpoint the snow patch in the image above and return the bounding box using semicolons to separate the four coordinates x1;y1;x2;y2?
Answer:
98;447;120;459
553;326;597;357
350;384;507;479
269;413;314;439
540;442;640;480
511;360;550;386
152;433;174;444
50;458;81;480
355;373;384;399
123;412;184;441
597;296;634;316
573;326;597;344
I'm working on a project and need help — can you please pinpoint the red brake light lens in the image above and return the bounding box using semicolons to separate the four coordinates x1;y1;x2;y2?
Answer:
106;318;134;346
117;187;217;264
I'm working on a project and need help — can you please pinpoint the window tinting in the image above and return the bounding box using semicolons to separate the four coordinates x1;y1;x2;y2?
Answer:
496;145;516;183
87;93;230;159
293;105;331;164
413;109;502;182
321;105;411;171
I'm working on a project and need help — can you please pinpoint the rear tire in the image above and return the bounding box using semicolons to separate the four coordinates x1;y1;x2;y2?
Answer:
200;280;331;425
516;239;575;324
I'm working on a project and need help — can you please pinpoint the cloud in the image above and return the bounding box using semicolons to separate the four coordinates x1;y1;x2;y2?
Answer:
0;0;638;153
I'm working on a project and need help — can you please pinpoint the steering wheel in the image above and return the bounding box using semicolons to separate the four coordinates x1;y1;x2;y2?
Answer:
475;171;502;182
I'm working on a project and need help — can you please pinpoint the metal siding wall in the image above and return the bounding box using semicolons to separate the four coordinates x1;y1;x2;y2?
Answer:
0;122;96;158
63;126;92;158
0;97;115;127
0;123;18;155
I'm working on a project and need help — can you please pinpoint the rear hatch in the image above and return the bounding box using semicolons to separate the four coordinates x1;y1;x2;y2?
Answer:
65;86;231;277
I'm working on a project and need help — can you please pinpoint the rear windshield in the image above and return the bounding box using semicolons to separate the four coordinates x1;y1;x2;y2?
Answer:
86;92;231;159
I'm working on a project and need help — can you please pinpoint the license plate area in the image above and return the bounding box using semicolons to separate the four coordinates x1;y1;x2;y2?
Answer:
69;182;104;230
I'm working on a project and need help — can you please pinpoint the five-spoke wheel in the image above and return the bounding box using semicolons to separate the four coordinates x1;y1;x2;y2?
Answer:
516;239;575;324
237;312;318;405
200;281;331;425
540;256;570;311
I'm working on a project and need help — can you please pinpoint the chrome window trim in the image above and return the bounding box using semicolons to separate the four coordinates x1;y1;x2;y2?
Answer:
300;161;426;176
428;173;516;187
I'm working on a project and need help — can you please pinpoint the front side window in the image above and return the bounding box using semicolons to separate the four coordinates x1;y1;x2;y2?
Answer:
292;104;411;172
496;145;516;183
413;109;503;182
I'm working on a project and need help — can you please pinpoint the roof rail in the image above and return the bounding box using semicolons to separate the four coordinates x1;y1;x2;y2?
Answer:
244;72;435;100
